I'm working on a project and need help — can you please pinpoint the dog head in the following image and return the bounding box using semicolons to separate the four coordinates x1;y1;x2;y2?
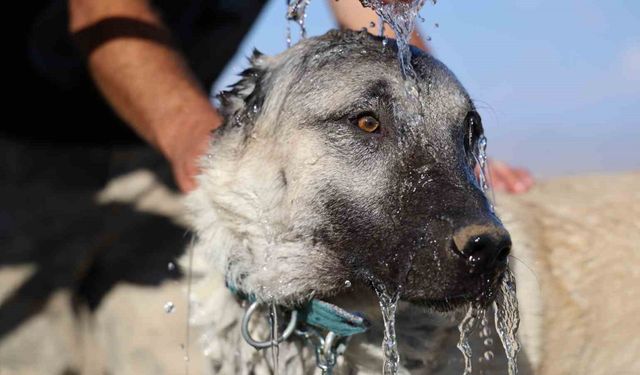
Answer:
188;30;510;310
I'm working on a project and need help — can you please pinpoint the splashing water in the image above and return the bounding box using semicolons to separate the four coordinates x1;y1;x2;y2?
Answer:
359;0;426;79
286;0;312;47
494;269;521;375
457;304;481;375
376;287;401;375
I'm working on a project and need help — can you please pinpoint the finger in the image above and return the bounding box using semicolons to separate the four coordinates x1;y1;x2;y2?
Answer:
514;168;535;189
492;163;526;194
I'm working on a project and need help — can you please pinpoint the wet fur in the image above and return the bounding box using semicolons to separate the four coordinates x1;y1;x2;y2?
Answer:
185;29;504;374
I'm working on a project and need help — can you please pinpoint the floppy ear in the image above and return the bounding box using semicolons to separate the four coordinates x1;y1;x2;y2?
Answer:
216;49;267;133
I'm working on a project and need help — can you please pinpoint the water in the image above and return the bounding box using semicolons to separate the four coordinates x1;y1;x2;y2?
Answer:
359;0;427;79
494;269;521;375
456;304;481;375
476;136;489;193
164;301;176;314
376;287;401;375
286;0;312;47
269;303;281;374
183;242;195;374
473;133;496;212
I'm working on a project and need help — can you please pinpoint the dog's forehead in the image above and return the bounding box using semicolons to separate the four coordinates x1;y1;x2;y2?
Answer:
284;32;472;120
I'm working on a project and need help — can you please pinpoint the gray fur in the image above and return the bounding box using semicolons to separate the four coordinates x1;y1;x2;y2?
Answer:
186;30;509;374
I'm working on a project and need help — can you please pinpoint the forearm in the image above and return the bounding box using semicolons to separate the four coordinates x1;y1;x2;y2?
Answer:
68;0;221;158
328;0;428;51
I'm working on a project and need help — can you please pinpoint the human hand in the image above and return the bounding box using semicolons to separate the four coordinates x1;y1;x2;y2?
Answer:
157;110;221;193
478;159;534;194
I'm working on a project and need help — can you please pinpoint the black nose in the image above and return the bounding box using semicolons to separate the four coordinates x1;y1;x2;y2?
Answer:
452;224;511;272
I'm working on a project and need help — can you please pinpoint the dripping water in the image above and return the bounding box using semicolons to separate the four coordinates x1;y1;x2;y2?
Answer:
456;304;481;375
375;285;401;375
269;303;281;375
494;269;521;375
182;242;195;374
474;133;496;212
286;0;312;47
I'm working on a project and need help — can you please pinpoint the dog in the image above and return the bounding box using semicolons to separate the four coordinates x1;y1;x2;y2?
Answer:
2;29;637;375
185;29;640;374
186;29;514;374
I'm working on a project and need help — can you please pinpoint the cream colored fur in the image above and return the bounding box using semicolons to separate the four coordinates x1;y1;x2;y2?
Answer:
96;168;640;375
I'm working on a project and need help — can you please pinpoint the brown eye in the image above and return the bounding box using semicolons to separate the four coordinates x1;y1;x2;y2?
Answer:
356;115;380;133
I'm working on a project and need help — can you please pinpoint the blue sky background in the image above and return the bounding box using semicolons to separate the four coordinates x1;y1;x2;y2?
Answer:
213;0;639;178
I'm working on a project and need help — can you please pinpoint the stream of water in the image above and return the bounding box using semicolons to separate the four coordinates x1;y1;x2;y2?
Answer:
494;269;521;375
457;304;481;375
360;0;427;79
376;288;402;375
286;0;312;46
269;303;281;375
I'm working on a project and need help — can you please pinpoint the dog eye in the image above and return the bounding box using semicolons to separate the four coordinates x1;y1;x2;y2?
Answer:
356;115;380;133
464;111;483;151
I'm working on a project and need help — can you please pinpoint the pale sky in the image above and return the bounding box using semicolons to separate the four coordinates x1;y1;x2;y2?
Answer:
213;0;640;178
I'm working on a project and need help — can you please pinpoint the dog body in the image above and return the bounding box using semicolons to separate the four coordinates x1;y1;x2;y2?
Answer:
187;29;510;373
501;173;640;375
184;30;640;374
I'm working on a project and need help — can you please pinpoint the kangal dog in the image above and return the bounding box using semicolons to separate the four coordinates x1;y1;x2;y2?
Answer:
151;30;640;374
189;29;510;375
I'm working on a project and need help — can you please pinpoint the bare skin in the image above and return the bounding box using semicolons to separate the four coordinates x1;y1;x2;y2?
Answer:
68;0;533;193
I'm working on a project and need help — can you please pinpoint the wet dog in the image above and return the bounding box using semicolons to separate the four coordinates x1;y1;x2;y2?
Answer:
186;29;512;374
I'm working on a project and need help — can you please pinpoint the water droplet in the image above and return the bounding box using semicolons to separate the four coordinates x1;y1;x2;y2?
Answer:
344;280;352;288
286;0;311;44
164;301;175;314
484;338;494;346
434;22;439;28
167;262;176;271
481;326;492;337
369;21;376;28
483;350;495;361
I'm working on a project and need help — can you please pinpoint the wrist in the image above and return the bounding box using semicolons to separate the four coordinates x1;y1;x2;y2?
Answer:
154;103;222;162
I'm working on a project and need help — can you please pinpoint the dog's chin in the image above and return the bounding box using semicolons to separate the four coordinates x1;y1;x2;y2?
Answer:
404;267;508;312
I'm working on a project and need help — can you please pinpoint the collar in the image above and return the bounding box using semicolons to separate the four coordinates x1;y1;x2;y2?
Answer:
228;283;370;337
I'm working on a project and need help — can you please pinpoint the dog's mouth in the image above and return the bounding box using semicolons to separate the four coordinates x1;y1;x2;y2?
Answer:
319;258;508;316
408;264;509;311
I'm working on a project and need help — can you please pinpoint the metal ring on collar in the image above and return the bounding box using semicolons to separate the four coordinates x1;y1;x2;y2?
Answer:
241;301;298;349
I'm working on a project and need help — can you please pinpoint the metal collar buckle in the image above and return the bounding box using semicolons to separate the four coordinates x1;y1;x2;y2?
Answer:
240;301;349;374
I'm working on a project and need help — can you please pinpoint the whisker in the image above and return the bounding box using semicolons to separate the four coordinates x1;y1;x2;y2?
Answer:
508;254;542;291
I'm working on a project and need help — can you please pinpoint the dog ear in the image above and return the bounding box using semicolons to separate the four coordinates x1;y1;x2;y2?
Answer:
217;49;267;132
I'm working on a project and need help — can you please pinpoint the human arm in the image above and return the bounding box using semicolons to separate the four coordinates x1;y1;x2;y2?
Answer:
68;0;220;192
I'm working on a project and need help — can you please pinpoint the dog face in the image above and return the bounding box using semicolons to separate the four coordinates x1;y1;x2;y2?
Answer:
189;30;510;309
